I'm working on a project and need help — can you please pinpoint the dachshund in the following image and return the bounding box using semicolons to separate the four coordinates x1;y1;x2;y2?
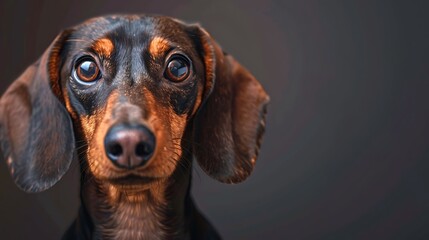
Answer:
0;15;269;239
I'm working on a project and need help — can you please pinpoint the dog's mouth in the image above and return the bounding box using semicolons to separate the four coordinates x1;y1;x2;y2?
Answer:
108;174;159;190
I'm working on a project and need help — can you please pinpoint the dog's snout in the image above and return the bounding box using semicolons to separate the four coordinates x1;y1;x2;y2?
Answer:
104;124;156;169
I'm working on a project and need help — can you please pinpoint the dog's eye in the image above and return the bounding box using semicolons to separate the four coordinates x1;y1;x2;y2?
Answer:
165;55;190;82
74;58;101;84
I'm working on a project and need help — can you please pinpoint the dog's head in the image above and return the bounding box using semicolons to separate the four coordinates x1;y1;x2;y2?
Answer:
0;15;269;193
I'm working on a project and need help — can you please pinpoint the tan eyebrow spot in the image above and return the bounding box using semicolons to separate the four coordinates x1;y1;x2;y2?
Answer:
93;38;114;57
149;37;170;58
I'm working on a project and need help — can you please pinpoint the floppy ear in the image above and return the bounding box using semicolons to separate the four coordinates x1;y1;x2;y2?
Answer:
192;27;269;183
0;31;75;192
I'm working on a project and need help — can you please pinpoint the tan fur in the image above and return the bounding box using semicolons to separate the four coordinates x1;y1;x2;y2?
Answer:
86;91;121;179
148;37;170;58
101;182;168;240
62;89;78;120
93;38;114;57
84;88;186;182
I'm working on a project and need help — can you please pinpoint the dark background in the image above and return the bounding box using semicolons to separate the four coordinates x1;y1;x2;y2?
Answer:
1;0;429;239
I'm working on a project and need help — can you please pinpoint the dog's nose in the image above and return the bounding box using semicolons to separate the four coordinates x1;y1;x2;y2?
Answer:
104;124;156;169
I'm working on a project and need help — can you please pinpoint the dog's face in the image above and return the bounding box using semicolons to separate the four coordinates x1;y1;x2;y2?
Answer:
0;15;269;193
60;16;206;186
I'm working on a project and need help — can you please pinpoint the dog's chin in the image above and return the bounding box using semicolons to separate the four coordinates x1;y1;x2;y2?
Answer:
107;174;166;195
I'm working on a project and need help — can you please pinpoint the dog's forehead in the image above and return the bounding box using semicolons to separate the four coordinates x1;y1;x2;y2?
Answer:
69;15;190;47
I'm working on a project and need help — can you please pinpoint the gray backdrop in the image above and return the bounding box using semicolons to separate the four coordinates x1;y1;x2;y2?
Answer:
1;0;428;239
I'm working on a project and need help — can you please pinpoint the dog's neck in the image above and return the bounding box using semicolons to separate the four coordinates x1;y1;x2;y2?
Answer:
75;158;193;240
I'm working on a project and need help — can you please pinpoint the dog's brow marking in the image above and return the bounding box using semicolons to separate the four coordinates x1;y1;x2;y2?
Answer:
149;37;170;58
93;38;114;57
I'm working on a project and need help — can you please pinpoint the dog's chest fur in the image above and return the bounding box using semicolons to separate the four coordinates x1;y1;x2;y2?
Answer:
91;184;165;240
88;181;188;240
102;200;163;240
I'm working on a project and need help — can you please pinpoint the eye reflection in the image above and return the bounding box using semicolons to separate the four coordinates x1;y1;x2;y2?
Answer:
165;55;190;82
73;57;101;85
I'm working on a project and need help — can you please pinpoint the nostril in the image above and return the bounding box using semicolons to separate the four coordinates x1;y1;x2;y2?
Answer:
135;142;153;158
107;143;123;158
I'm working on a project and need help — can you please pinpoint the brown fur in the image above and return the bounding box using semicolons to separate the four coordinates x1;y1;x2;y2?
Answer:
93;38;115;57
148;37;171;58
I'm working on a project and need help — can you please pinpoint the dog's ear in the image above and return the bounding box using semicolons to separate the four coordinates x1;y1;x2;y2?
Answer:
190;26;269;183
0;31;75;192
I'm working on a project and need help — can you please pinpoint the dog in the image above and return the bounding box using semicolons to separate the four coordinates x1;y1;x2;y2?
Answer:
0;15;269;239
